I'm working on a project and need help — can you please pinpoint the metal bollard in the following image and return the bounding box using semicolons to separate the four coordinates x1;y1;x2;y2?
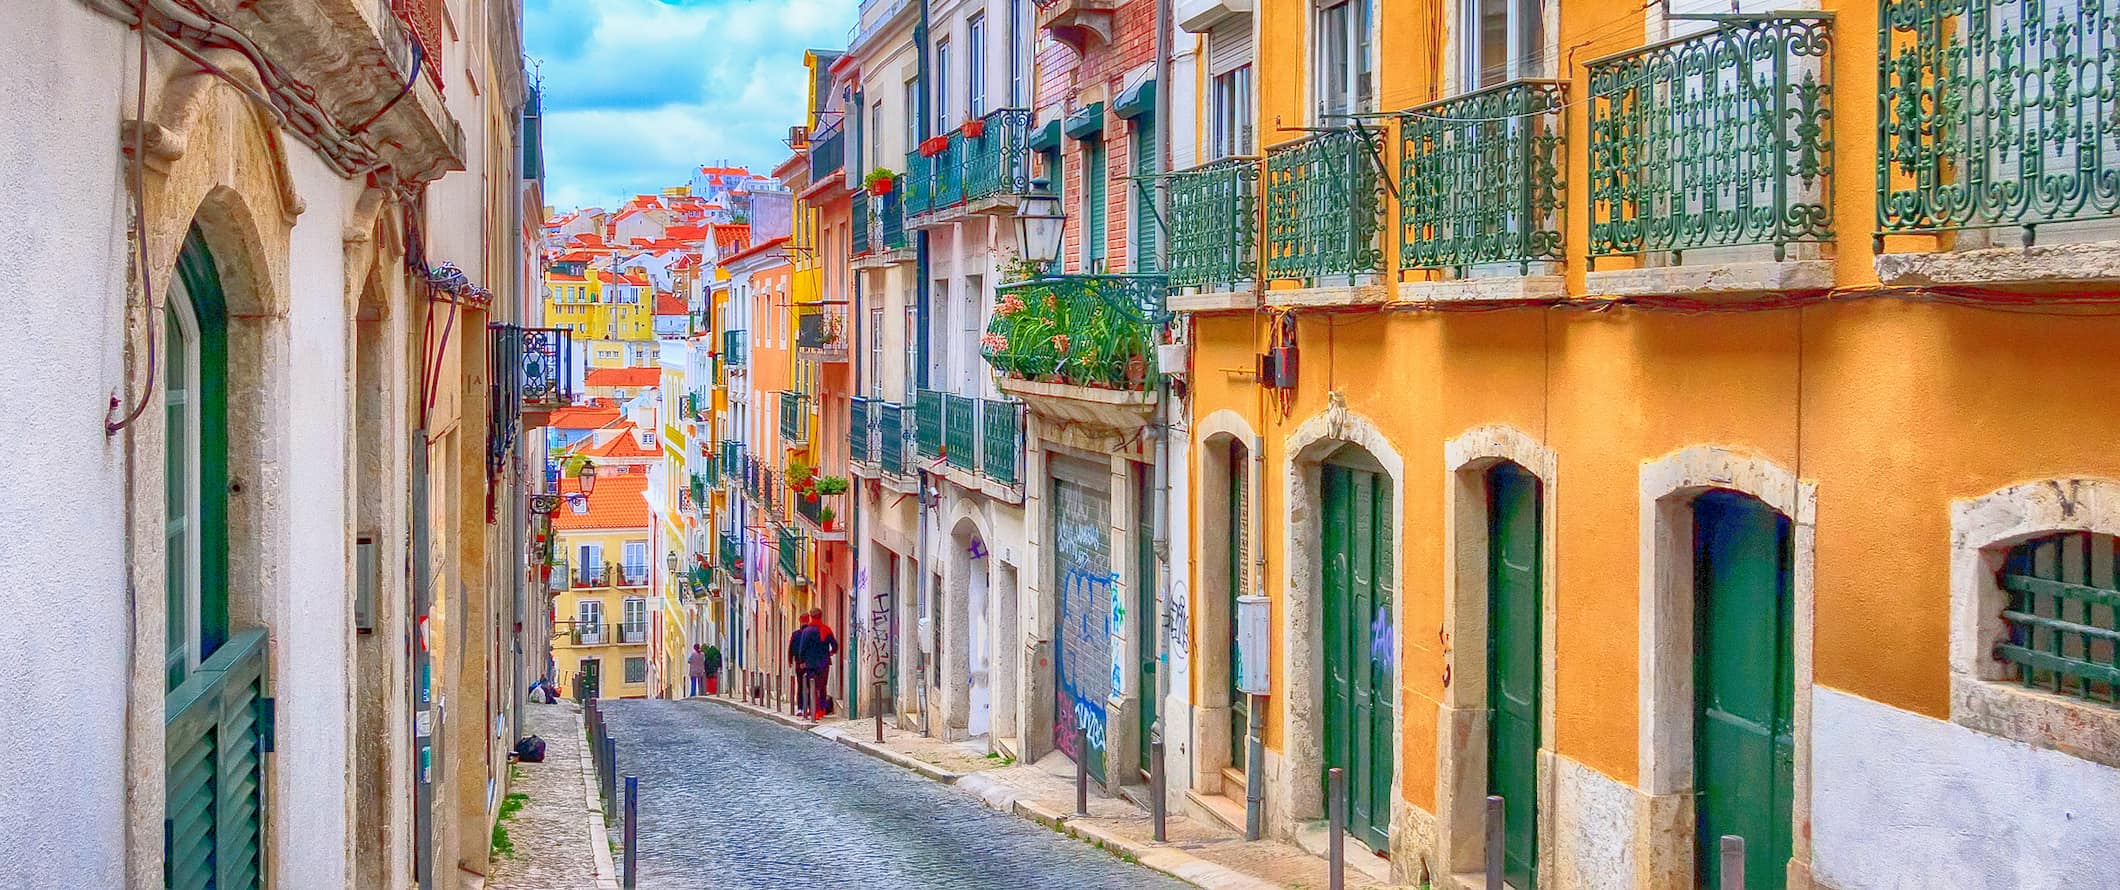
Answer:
873;681;885;743
1485;796;1505;890
1074;722;1090;817
622;776;639;889
603;737;617;814
1327;767;1346;890
1150;735;1166;842
1720;835;1744;890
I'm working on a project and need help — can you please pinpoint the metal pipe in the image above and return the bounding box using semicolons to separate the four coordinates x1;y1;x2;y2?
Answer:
1327;767;1346;890
1244;693;1263;840
1485;796;1505;890
1075;721;1090;817
875;681;886;743
1150;735;1167;842
622;776;639;889
1720;835;1745;890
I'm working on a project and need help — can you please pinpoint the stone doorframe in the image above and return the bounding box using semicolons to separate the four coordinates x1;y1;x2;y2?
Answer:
1637;446;1818;889
1436;426;1560;883
1278;398;1409;866
1192;408;1260;796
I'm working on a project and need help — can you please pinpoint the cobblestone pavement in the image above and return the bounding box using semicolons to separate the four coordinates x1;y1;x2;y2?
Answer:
489;701;604;889
600;698;1194;889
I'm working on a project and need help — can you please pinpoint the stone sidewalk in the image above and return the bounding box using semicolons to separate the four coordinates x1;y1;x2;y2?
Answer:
487;701;619;890
698;694;1409;890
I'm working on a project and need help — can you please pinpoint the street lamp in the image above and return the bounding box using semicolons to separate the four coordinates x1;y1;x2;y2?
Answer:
1013;176;1065;278
666;551;680;573
578;460;598;494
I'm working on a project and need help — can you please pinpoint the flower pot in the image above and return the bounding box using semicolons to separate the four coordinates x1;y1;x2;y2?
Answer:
963;119;986;138
1126;354;1148;387
868;179;894;196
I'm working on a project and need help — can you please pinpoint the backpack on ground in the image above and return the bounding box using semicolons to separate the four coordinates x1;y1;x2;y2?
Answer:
513;734;546;763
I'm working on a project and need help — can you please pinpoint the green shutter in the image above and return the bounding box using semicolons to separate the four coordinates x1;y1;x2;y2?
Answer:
1085;140;1107;269
1487;464;1541;889
166;628;268;890
1693;492;1795;890
1133;119;1157;272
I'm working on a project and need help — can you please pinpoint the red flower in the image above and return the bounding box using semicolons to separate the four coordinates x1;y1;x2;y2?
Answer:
1050;334;1070;353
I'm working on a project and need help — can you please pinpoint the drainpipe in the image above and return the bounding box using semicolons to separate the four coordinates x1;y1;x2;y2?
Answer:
1151;0;1174;806
1245;432;1265;839
913;0;935;742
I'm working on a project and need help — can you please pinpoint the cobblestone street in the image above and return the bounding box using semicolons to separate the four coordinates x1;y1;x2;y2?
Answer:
599;699;1193;889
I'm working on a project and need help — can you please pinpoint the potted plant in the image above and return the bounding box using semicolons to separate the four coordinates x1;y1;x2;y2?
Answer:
786;460;817;493
963;116;986;138
919;135;949;157
819;505;838;531
863;168;896;195
813;475;849;497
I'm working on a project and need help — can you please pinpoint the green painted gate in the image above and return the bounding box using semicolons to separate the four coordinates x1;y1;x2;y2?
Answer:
1487;464;1540;889
1322;462;1393;852
1693;492;1794;890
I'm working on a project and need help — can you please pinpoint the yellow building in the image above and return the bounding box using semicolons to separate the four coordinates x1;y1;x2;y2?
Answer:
550;471;654;700
544;259;657;368
1143;0;2120;886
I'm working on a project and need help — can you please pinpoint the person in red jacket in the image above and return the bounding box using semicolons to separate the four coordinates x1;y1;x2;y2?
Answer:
799;608;840;720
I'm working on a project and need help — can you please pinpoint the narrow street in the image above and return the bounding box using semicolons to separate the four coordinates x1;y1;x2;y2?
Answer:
599;699;1193;889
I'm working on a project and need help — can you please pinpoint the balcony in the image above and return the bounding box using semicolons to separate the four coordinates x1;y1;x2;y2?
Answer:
1264;127;1390;289
877;402;910;477
570;625;607;646
902;149;931;218
795;491;846;541
796;306;849;362
849;397;874;465
964;109;1038;206
573;564;609;589
809;122;846;183
1398;80;1568;287
1876;0;2120;282
721;441;745;486
1585;15;1834;292
983;275;1167;429
505;326;577;425
718;530;743;578
617;623;647;645
779;391;809;445
914;390;945;460
1166;156;1261;299
851;189;871;256
944;393;978;472
879;190;908;251
689;473;709;513
617;564;649;588
980;399;1022;486
777;526;808;584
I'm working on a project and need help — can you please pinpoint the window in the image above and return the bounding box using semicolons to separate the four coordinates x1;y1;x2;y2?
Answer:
960;275;983;393
164;231;229;691
1315;0;1378;121
578;599;604;636
578;542;604;585
968;13;988;118
623;596;647;640
869;306;885;398
625;656;647;684
1994;532;2117;706
872;101;885;162
1009;0;1028;106
905;77;920;149
1211;66;1255;158
935;38;953;130
1082;139;1107;269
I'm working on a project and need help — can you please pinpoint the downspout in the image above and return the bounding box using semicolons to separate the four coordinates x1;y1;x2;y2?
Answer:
849;237;864;721
1151;0;1175;812
914;0;934;737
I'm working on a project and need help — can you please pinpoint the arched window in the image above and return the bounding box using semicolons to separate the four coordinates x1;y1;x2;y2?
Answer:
164;227;230;690
1996;531;2118;706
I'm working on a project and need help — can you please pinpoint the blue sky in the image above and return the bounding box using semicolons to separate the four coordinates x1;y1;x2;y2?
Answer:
525;0;857;211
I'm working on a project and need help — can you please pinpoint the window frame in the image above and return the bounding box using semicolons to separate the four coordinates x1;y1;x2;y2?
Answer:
935;36;953;131
1312;0;1378;123
968;12;988;118
1211;65;1255;160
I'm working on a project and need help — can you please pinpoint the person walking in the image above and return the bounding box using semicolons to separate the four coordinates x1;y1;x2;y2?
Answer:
787;612;815;714
800;608;840;720
686;644;706;697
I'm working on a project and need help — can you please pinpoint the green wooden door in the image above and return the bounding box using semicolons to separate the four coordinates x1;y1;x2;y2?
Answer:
1693;492;1794;890
1322;462;1393;851
1487;464;1540;889
1229;441;1249;770
1137;469;1158;776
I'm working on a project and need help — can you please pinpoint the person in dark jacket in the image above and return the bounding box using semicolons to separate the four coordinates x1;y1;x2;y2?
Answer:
788;612;815;713
798;608;840;720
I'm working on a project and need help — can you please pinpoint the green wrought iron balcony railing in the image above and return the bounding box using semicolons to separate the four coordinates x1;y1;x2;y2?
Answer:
1167;156;1261;292
902;149;931;217
849;396;873;464
877;401;908;476
796;306;848;360
779;391;808;444
964;108;1037;201
944;393;977;472
980;398;1022;486
1587;15;1834;264
1264;127;1389;284
851;189;871;256
722;329;747;367
931;130;965;210
1879;0;2117;238
688;473;708;511
1400;80;1568;274
983;275;1170;391
809;123;845;181
879;189;908;250
914;389;944;460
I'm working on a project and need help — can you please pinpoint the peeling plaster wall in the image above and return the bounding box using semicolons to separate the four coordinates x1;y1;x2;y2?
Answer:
0;3;131;886
1811;687;2120;890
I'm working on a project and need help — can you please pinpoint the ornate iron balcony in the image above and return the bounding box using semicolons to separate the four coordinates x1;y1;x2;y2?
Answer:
779;391;808;444
1587;15;1835;263
1167;156;1261;292
809;123;845;181
980;399;1022;486
964;108;1038;201
851;189;871;256
1879;0;2120;238
777;526;807;582
903;149;932;217
879;190;908;250
796;306;848;361
932;131;965;210
1399;80;1568;274
1265;128;1389;284
849;396;873;464
877;402;909;476
983;275;1169;391
914;389;945;459
944;393;978;472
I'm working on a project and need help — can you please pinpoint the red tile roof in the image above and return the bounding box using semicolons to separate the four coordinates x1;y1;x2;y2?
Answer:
654;293;688;316
584;367;662;388
581;431;659;459
544;405;622;429
723;235;787;266
551;473;652;531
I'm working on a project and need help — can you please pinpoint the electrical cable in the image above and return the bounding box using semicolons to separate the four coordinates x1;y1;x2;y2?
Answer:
107;0;159;436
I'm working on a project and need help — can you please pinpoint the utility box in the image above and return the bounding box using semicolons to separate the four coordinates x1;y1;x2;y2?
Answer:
1235;594;1271;695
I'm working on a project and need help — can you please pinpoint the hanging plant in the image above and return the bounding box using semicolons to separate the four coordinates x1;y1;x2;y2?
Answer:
863;168;896;195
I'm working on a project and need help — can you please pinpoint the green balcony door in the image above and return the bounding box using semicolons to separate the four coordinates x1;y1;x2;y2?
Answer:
1487;464;1540;889
1693;492;1795;890
1322;462;1393;852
